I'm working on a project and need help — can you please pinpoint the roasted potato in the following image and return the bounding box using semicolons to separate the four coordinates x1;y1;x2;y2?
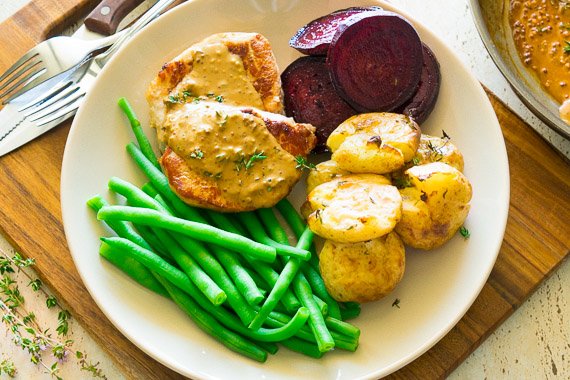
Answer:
306;160;350;194
319;232;405;303
394;162;472;249
413;134;464;171
327;112;421;174
305;174;402;243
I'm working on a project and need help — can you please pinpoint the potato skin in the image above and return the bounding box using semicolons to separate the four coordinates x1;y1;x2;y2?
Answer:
395;162;472;249
306;174;402;243
319;232;405;303
306;160;350;194
327;112;421;174
413;134;464;172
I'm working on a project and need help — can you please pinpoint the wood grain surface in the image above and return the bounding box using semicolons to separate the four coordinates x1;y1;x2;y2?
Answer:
0;1;569;379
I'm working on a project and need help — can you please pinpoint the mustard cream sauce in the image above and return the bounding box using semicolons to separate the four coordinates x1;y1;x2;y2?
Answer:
171;39;264;109
164;102;299;209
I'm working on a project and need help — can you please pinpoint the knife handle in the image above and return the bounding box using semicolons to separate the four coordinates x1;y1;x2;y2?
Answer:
84;0;146;36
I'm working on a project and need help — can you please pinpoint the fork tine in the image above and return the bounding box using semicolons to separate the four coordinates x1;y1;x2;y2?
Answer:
18;80;73;111
0;65;46;100
0;50;38;83
32;94;84;126
0;56;43;92
27;88;85;123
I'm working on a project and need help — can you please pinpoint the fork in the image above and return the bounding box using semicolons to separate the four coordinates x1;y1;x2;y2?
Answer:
17;0;177;127
0;32;123;104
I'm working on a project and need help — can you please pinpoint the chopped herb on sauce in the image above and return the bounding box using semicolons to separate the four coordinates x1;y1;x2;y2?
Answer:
295;156;316;171
190;148;204;159
235;151;267;171
392;298;401;308
565;41;570;54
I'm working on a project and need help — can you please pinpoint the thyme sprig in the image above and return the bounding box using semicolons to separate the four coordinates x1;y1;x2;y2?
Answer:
0;248;107;379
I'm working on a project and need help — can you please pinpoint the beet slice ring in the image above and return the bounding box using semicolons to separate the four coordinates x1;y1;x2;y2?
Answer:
327;11;424;112
281;56;359;152
289;6;383;56
396;43;441;124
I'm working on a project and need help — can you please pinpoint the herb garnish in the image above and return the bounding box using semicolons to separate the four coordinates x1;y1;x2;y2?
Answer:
393;175;412;189
564;41;570;54
295;156;316;171
190;148;204;159
392;298;401;308
459;226;470;239
236;151;267;171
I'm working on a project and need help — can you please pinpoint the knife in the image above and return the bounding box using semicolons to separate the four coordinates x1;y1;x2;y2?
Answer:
0;0;146;156
0;0;177;157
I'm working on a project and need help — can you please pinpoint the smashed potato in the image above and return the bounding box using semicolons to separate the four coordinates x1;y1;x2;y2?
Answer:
319;232;405;303
327;113;421;174
413;134;464;172
306;174;402;243
394;162;472;249
306;160;350;193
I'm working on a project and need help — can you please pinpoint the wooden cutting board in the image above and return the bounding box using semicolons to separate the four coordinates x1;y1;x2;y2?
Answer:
0;1;568;379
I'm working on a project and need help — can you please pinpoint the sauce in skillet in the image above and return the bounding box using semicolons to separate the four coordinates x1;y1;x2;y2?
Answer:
510;0;570;121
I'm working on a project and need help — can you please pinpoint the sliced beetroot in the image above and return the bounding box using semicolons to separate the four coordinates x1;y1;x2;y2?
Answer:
395;43;441;124
327;10;424;113
281;56;359;152
289;6;383;56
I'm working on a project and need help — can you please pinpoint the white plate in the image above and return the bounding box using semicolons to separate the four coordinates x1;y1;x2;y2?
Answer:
61;0;510;378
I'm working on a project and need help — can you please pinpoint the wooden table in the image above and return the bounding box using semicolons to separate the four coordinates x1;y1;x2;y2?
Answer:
0;0;568;378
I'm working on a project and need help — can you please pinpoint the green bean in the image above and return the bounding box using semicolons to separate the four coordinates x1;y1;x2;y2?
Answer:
255;341;278;355
279;337;324;359
153;194;176;215
302;264;341;320
169;231;256;325
151;228;227;306
154;274;268;363
110;177;265;308
141;182;159;197
248;225;315;329
240;209;333;350
132;224;171;259
248;257;302;330
256;216;335;352
238;212;311;261
154;264;310;343
205;211;300;312
126;143;206;223
271;201;342;320
118;97;160;169
99;237;224;304
99;241;169;298
340;302;361;320
312;295;328;317
275;199;320;270
266;310;358;351
256;208;290;245
97;205;276;263
87;195;152;251
293;271;334;352
275;199;305;237
325;317;360;341
109;176;169;213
